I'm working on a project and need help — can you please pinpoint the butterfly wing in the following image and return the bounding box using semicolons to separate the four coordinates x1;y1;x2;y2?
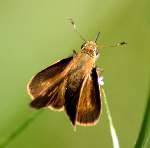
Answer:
28;57;73;98
77;68;101;126
28;57;73;110
64;78;84;126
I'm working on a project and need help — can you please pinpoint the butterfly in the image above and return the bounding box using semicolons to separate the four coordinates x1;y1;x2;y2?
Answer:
27;20;126;127
27;36;105;127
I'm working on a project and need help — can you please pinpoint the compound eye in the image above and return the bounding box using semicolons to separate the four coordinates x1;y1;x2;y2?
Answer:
81;42;86;49
95;48;99;55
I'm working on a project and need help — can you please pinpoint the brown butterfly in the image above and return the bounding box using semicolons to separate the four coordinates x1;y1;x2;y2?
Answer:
27;20;126;127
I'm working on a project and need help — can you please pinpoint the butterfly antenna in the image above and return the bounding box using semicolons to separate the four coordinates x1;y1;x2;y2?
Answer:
95;32;101;43
102;41;127;48
69;18;86;42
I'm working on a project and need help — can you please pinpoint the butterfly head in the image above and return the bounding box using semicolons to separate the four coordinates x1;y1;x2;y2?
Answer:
81;41;99;58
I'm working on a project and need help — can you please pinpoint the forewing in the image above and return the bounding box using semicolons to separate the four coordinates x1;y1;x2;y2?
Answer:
28;57;73;110
28;57;73;98
77;68;101;126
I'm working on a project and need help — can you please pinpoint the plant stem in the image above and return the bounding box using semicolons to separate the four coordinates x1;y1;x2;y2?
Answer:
101;87;120;148
0;109;44;148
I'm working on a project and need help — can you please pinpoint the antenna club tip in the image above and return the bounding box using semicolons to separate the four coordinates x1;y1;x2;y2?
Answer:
117;41;127;46
68;18;75;25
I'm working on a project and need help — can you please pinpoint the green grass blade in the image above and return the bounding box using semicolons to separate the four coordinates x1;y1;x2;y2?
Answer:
0;109;44;148
101;87;120;148
135;87;150;148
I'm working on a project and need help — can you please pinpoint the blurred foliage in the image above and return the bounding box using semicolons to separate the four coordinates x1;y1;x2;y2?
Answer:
135;87;150;148
0;0;150;148
0;110;44;148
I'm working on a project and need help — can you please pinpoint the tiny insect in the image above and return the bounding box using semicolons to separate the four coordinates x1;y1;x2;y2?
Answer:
27;19;126;127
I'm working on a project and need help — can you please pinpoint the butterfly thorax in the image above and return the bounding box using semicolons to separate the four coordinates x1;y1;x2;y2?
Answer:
66;47;96;93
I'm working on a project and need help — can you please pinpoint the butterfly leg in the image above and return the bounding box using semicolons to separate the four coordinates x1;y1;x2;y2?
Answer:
73;50;77;56
96;67;104;76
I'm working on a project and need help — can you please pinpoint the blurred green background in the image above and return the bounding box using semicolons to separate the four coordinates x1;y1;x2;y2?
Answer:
0;0;150;148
